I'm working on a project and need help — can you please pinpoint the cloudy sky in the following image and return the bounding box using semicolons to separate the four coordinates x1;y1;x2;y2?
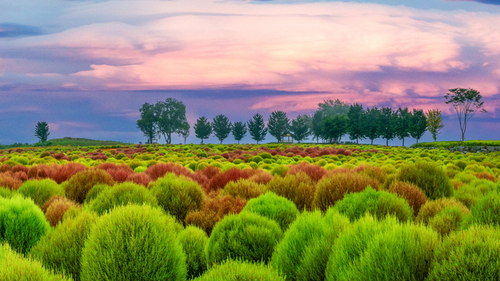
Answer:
1;0;500;145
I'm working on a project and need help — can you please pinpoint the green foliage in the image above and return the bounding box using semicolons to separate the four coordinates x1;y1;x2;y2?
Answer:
0;243;71;281
322;114;348;143
86;182;158;215
409;108;427;143
396;161;453;200
428;205;470;236
347;103;364;144
270;165;289;177
231;121;247;144
30;210;99;281
427;225;500;280
194;116;213;144
379;107;397;146
289;114;311;143
426;109;444;142
363;107;381;145
64;168;115;204
178;226;208;279
80;204;187;281
84;183;109;204
212;114;232;144
35;121;50;145
326;215;439;281
18;179;64;209
467;191;500;227
242;192;299;231
137;102;157;144
444;88;486;142
155;97;189;144
0;187;16;198
150;173;205;224
394;107;411;146
268;110;290;142
416;198;470;227
333;187;413;222
220;179;264;200
194;259;285;281
0;196;50;255
247;113;268;144
206;212;282;265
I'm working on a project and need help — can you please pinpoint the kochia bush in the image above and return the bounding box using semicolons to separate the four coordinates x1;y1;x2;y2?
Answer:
195;259;285;281
242;192;299;231
396;161;453;200
177;226;208;279
17;179;64;209
64;168;115;204
266;172;316;211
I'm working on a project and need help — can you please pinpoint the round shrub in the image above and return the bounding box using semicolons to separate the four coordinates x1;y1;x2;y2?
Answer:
416;198;469;225
313;172;380;212
453;178;497;208
242;192;299;231
177;226;208;279
30;210;99;281
270;165;289;177
388;180;427;216
468;191;500;227
0;187;15;199
83;183;109;204
206;212;282;266
17;179;64;209
427;225;500;280
333;187;413;222
272;210;349;281
150;173;205;224
220;179;265;200
86;182;158;215
326;215;439;281
266;172;315;211
428;205;471;236
1;242;71;281
64;168;115;204
396;161;453;200
45;197;79;226
80;204;187;281
0;196;50;255
195;259;285;281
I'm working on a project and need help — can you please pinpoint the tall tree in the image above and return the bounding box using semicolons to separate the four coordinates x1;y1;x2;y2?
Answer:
289;114;310;143
347;103;364;144
194;117;212;144
363;107;381;145
395;107;411;147
178;121;190;144
155;98;188;144
35;121;50;146
311;110;324;143
445;88;487;141
318;98;349;117
409;109;427;144
323;115;348;143
267;110;290;142
426;109;445;142
212;114;232;144
232;122;247;144
247;113;267;144
137;102;157;144
380;107;396;146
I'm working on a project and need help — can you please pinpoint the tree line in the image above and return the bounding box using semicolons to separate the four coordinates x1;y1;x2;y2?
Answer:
137;97;451;146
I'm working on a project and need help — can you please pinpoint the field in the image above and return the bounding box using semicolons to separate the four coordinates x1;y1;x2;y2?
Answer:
1;142;500;280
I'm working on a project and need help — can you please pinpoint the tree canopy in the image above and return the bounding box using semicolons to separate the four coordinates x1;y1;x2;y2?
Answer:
137;102;157;144
289;114;310;143
248;113;267;144
267;111;290;142
409;109;427;143
35;121;50;145
444;88;487;141
426;109;444;142
212;114;232;144
194;116;212;144
232;122;247;144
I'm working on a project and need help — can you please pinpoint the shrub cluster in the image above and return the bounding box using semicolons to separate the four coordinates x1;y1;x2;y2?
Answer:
387;180;427;216
64;168;115;204
195;259;285;281
242;192;299;231
396;161;453;200
266;172;315;211
220;178;265;200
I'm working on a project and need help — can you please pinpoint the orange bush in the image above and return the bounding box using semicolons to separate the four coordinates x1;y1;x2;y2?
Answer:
27;164;52;180
42;195;65;213
126;172;152;187
220;179;264;200
64;168;115;204
474;172;496;183
285;162;326;183
0;173;22;190
197;165;221;180
354;164;387;185
313;172;380;212
266;172;315;211
45;197;79;226
97;163;133;183
248;171;273;185
388;181;427;216
207;168;255;194
50;163;87;184
145;162;192;180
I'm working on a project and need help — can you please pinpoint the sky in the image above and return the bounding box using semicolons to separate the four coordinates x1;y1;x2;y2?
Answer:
1;0;500;146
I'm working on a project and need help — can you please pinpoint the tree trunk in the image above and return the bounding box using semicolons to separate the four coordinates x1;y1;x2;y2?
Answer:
201;139;204;144
386;139;389;146
371;139;374;145
402;138;405;147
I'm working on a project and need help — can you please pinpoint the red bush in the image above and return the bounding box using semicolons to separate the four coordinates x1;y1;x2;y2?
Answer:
42;195;65;213
45;197;79;226
198;165;221;180
354;164;387;185
126;172;152;187
207;168;255;193
145;162;192;181
248;171;272;185
388;181;427;216
50;163;87;184
0;174;23;190
11;165;28;174
188;172;209;192
27;164;52;180
285;162;326;183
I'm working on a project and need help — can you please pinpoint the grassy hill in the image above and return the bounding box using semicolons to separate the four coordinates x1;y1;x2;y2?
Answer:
48;137;132;147
411;140;500;148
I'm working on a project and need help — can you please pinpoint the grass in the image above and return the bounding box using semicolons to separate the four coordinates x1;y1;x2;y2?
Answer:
412;140;500;148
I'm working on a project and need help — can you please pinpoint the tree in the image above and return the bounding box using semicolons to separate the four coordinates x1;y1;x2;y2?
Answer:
137;102;157;144
395;107;411;147
347;103;364;144
380;107;396;146
212;114;232;144
426;109;445;142
247;113;267;144
194;117;212;144
445;88;487;141
267;110;290;142
323;115;348;143
409;109;427;144
155;98;188;144
232;122;247;144
289;114;310;143
178;121;190;144
35;121;50;145
363;107;381;145
311;110;324;143
318;98;349;117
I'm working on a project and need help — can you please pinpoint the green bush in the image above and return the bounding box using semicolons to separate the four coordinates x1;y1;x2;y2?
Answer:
326;215;439;281
84;183;109;204
272;210;349;281
64;168;115;204
467;191;500;227
206;212;282;266
242;192;299;231
0;196;50;255
266;172;315;211
0;243;71;281
17;179;65;209
416;198;469;226
220;179;264;200
333;187;413;222
30;210;99;281
194;259;285;281
396;161;453;200
428;205;470;236
150;173;205;224
80;204;187;281
270;165;289;177
453;178;497;208
0;187;15;198
86;182;158;215
427;225;500;280
178;226;208;279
